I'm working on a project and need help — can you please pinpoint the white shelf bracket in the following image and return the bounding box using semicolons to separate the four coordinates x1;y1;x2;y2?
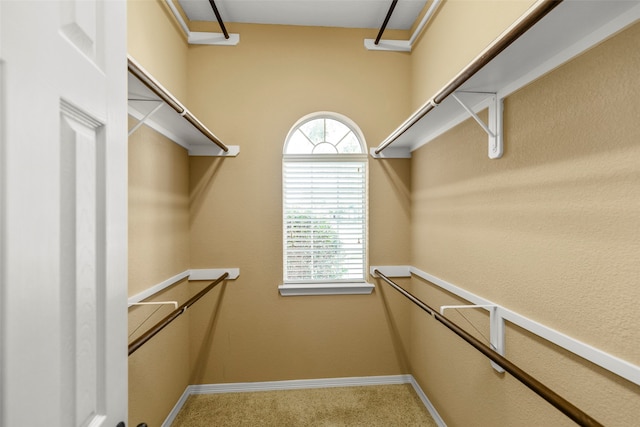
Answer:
128;101;163;136
452;92;504;159
440;304;505;373
165;0;239;46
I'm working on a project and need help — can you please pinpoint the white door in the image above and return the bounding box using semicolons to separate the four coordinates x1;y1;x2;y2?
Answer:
1;1;127;426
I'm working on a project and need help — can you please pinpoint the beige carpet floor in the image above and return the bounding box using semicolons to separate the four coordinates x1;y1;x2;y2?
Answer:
171;383;438;426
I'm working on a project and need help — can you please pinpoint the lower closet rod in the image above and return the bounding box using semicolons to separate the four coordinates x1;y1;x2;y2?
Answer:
373;270;602;427
128;272;229;356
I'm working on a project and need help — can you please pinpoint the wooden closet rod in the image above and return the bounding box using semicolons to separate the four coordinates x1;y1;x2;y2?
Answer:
128;272;229;356
127;56;229;153
375;0;398;45
373;270;603;427
374;0;562;155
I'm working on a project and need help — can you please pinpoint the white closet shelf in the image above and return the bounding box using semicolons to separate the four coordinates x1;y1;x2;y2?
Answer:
372;0;640;159
127;55;240;157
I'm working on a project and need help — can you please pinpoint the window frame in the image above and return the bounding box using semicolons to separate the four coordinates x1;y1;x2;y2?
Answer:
279;112;373;296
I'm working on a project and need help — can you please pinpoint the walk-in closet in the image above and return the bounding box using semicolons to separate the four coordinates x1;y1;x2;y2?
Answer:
1;1;638;426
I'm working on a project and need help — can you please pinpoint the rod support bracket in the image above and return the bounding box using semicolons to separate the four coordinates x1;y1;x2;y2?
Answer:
452;92;504;159
440;304;505;373
127;101;163;137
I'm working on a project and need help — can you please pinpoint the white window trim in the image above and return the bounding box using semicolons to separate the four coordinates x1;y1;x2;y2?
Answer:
281;112;370;296
278;282;374;296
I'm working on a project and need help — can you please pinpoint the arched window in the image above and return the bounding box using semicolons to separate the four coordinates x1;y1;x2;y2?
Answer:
282;113;369;293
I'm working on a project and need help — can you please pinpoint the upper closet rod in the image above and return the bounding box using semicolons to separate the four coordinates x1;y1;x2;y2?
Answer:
375;0;398;45
128;272;229;356
127;56;229;153
209;0;229;39
374;0;562;155
373;270;603;427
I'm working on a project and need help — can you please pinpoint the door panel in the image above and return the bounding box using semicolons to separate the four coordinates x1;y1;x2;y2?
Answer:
0;1;127;426
60;0;103;69
60;100;107;427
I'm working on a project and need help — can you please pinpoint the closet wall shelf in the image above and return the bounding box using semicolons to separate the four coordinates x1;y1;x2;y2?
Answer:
370;265;640;388
371;0;640;159
128;55;240;157
128;268;241;306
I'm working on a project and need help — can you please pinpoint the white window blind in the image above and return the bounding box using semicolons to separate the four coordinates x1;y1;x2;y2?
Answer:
283;158;366;283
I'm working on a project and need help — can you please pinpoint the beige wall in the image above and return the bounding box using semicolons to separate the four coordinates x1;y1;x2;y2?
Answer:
128;120;190;296
128;0;189;101
127;118;192;426
409;21;640;427
186;23;413;384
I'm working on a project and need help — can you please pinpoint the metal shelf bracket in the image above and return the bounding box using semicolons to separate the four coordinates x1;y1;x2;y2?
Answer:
452;92;504;159
440;304;505;373
128;100;163;137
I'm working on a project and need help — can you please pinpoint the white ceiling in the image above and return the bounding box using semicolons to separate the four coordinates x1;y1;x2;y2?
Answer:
177;0;428;30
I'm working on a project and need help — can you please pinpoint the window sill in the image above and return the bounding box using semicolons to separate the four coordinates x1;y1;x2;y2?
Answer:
278;282;374;296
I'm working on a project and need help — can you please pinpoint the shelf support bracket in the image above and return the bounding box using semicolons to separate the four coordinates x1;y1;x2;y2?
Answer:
440;304;505;373
452;92;504;159
128;101;163;137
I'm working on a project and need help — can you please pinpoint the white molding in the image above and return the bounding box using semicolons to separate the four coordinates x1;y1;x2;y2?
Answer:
189;268;240;281
128;268;239;306
408;376;447;427
278;282;374;296
161;386;191;427
190;375;413;394
162;375;446;427
374;265;640;387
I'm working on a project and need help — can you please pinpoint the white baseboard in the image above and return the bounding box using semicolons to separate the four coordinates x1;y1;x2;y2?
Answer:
408;376;447;427
162;386;191;427
189;374;412;394
162;375;445;427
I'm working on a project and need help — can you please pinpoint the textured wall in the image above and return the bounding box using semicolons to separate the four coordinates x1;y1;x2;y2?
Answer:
409;21;640;427
185;23;413;384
